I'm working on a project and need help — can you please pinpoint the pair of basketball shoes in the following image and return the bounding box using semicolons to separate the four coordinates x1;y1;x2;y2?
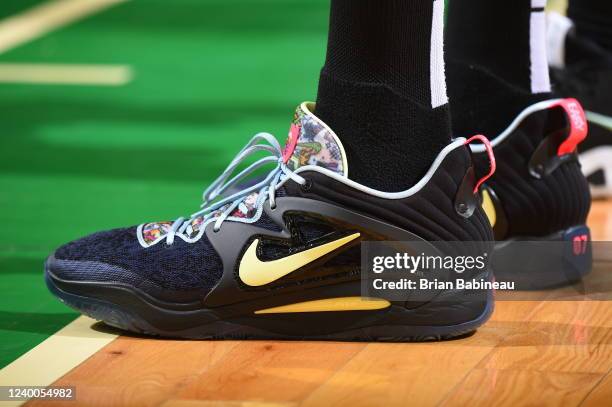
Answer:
45;68;594;341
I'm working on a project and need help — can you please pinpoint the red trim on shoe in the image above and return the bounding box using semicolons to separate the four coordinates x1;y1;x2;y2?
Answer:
282;123;300;163
552;98;588;156
465;135;496;193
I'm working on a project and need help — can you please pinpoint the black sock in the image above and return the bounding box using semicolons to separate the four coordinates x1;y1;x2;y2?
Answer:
446;0;553;139
568;0;612;52
315;0;451;192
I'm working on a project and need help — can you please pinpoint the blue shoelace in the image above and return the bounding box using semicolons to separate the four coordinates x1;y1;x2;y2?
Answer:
165;132;306;245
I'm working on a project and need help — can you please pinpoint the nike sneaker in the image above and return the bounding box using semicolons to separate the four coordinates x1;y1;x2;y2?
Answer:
548;12;612;197
470;98;592;289
447;51;593;290
45;102;495;341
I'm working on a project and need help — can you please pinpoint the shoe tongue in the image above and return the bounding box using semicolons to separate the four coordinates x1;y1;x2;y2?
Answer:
139;103;348;248
282;102;348;177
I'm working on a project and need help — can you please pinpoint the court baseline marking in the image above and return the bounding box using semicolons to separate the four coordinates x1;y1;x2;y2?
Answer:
0;0;128;54
0;63;132;85
0;317;118;407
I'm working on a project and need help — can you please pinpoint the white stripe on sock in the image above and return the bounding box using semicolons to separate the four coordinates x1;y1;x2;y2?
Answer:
546;12;574;68
430;0;448;108
530;10;552;93
532;0;547;8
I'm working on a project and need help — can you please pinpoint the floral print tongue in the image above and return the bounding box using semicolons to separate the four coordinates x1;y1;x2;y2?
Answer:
282;103;347;176
140;103;348;247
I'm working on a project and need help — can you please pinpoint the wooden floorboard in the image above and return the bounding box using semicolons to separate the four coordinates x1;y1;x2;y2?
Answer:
25;200;612;407
27;336;240;407
174;342;366;404
581;369;612;407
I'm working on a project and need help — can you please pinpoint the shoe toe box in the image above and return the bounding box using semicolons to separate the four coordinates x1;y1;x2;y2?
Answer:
48;227;147;286
47;226;224;296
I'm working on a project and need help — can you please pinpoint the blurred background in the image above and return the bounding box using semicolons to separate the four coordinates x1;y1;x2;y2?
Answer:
0;0;568;368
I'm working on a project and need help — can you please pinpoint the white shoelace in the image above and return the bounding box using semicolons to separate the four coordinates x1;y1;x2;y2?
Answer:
165;132;306;245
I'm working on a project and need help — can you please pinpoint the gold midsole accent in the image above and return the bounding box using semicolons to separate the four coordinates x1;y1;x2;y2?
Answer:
254;297;391;314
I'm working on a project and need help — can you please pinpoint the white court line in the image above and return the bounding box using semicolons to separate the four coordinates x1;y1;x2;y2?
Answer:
0;63;132;85
0;0;128;54
0;317;118;406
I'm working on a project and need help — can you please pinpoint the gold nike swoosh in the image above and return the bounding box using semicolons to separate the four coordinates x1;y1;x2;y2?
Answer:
239;233;361;287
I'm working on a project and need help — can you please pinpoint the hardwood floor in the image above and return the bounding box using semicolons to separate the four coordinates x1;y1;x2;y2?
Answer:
26;200;612;407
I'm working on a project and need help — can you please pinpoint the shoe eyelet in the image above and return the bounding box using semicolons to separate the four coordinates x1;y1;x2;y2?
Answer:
300;179;313;192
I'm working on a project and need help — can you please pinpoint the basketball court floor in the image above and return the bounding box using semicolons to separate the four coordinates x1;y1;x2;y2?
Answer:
0;0;610;406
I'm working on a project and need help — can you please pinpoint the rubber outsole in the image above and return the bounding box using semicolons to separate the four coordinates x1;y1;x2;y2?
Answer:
45;271;494;342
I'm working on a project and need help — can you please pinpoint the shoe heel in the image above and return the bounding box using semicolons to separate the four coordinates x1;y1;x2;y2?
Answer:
492;225;593;289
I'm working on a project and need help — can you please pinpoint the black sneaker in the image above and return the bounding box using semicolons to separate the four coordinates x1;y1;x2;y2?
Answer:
45;102;494;341
548;11;612;197
447;57;593;289
470;97;592;289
